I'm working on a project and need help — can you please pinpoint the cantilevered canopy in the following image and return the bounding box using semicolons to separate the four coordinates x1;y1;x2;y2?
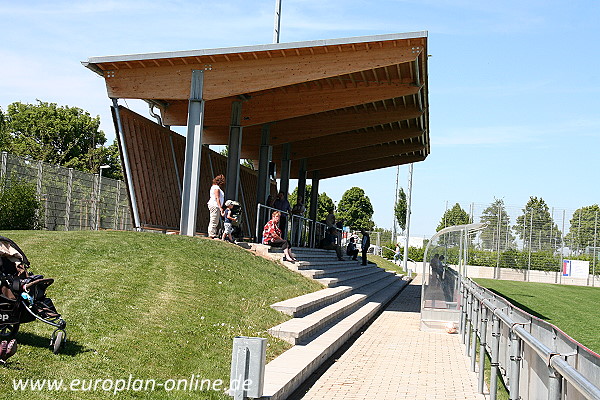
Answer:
84;31;430;179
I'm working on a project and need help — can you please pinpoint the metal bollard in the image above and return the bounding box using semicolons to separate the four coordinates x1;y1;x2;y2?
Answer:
230;337;267;400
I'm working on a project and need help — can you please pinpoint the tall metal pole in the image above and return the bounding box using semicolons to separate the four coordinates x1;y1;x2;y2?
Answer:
527;211;533;281
392;165;399;243
560;209;566;284
402;163;414;275
273;0;282;44
593;210;598;287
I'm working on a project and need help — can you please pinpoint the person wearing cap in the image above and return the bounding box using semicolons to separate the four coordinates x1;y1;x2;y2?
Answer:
221;200;237;242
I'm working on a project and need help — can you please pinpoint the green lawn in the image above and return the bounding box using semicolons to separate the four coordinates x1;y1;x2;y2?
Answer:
0;231;322;399
474;278;600;353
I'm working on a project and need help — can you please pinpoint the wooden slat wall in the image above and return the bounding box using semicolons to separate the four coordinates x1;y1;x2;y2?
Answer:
117;106;274;237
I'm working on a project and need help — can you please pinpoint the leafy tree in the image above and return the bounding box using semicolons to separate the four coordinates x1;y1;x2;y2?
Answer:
565;204;600;252
436;203;470;231
394;187;407;231
336;187;374;230
514;196;561;251
479;198;515;251
289;185;333;222
4;101;107;170
0;177;42;229
317;192;334;222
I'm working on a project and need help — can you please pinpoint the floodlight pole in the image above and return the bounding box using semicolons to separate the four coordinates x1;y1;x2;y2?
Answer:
273;0;282;44
392;165;399;243
402;163;414;275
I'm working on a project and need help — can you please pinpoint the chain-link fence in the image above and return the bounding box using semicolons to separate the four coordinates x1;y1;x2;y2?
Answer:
439;201;600;280
0;151;132;231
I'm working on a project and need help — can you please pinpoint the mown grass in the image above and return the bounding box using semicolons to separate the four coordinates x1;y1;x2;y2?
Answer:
474;278;600;353
366;254;406;275
0;230;322;399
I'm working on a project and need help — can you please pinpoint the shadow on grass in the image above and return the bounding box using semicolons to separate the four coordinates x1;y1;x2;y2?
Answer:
17;331;89;356
485;288;549;321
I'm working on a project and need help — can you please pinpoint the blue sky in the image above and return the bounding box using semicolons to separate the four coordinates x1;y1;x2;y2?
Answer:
1;0;599;237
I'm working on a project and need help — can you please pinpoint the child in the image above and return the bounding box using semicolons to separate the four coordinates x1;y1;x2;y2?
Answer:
221;200;237;242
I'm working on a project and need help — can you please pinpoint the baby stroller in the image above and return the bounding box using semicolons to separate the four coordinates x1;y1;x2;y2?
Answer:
0;236;66;354
229;201;243;239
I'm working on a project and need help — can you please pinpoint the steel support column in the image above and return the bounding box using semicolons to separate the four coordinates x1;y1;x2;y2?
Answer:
309;171;320;247
297;158;307;204
179;70;205;236
111;98;141;230
256;124;272;206
225;101;243;202
280;143;291;195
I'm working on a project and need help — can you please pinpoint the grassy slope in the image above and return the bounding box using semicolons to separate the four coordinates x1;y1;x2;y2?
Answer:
475;278;600;353
0;231;322;399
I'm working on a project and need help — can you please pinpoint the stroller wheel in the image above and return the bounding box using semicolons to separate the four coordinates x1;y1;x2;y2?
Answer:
0;324;19;339
51;330;66;354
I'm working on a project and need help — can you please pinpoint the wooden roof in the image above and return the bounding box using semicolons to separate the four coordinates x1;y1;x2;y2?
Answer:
84;32;430;179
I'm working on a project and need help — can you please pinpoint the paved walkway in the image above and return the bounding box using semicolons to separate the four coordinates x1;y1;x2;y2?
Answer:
297;277;487;400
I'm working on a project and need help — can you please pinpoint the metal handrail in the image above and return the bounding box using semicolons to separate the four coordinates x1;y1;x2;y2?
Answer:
461;277;600;400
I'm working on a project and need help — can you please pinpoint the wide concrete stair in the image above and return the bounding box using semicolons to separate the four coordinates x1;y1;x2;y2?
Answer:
247;245;411;400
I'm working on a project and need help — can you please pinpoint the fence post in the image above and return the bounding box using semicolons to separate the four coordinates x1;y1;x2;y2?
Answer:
508;327;522;400
490;312;501;400
548;364;562;400
65;168;73;231
478;306;488;393
114;180;121;230
0;151;7;183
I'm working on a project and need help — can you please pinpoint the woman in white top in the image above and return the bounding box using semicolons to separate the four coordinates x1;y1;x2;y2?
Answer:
207;174;225;238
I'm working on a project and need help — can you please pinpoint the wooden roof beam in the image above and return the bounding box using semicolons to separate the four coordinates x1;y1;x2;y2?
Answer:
99;43;421;100
159;82;421;126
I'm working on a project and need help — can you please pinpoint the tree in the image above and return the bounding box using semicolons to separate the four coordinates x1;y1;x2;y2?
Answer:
218;146;255;170
336;187;374;230
394;187;407;231
479;198;515;251
565;204;600;252
288;185;333;222
0;177;42;229
436;203;470;232
5;101;105;169
514;196;561;251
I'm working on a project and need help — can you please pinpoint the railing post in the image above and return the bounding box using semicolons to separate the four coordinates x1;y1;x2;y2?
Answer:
490;312;501;400
548;364;562;400
255;204;262;243
508;327;522;400
478;306;488;393
466;292;473;354
471;298;479;370
460;281;467;341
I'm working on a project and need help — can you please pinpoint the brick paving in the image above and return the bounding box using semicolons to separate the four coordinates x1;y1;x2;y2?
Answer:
298;277;486;400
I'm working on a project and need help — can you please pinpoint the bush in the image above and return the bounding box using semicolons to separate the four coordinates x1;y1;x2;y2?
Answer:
0;178;42;229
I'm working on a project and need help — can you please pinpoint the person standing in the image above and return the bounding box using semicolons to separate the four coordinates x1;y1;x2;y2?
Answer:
207;174;225;239
360;228;370;266
393;243;402;264
273;191;291;238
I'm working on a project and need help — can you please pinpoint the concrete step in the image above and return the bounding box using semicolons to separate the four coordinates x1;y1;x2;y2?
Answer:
297;264;371;279
260;278;410;400
295;259;360;269
315;267;390;287
267;275;403;344
270;273;401;317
